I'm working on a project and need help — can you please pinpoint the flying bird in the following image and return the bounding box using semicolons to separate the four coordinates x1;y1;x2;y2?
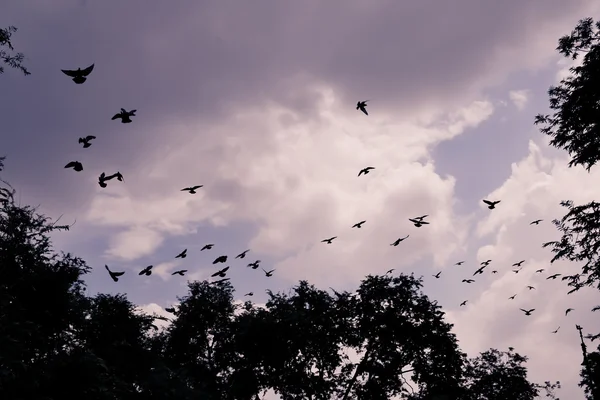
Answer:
473;266;486;276
530;219;543;225
527;285;535;290
352;220;366;228
547;273;561;280
98;172;124;187
386;269;395;274
139;265;153;276
171;270;188;276
509;294;517;300
356;100;369;115
247;260;261;269
433;271;442;279
64;161;83;172
111;108;137;123
513;260;525;267
322;237;337;244
181;185;203;194
483;199;501;209
358;167;375;176
455;261;465;266
262;268;275;277
236;250;250;259
165;307;176;313
520;308;535;316
390;235;409;246
210;278;230;285
61;63;94;84
245;292;254;296
211;266;230;278
462;279;475;283
409;218;429;228
512;269;521;274
491;270;498;274
552;326;560;334
213;255;227;264
105;265;125;282
460;300;467;307
175;249;187;259
98;172;108;188
78;135;96;148
565;308;574;316
201;244;214;251
535;269;544;273
481;260;492;266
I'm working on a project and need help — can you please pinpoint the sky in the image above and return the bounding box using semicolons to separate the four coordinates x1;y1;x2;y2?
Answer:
2;1;600;398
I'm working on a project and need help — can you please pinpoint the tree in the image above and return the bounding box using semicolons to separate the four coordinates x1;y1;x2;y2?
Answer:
534;17;600;171
0;26;30;76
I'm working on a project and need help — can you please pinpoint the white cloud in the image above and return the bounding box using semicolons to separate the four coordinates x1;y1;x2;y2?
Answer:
508;89;531;111
136;302;173;331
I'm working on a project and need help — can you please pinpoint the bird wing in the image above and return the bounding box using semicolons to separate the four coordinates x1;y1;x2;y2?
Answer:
86;135;96;140
111;113;122;120
81;63;94;76
483;200;492;205
61;69;78;77
181;187;191;191
65;162;76;168
113;271;125;277
192;185;202;190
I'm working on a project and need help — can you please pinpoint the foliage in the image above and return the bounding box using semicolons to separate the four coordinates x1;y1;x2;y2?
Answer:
0;26;30;76
534;17;600;171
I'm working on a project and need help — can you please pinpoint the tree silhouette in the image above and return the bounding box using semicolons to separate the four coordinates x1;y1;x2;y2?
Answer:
0;26;30;76
534;17;600;171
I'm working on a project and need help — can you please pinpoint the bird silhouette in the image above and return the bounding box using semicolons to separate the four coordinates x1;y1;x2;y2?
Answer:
213;255;227;264
455;261;465;266
527;285;535;290
386;269;395;274
509;294;517;300
165;307;176;313
78;135;96;148
460;300;467;306
473;266;485;276
61;64;94;84
64;161;83;172
483;199;501;209
530;219;543;225
520;308;535;316
201;244;214;251
552;326;560;333
171;270;187;276
481;260;492;266
139;265;153;276
105;265;125;282
111;108;137;123
512;269;521;274
175;249;187;259
547;273;562;280
322;237;337;244
236;250;250;259
98;172;108;188
409;218;429;227
491;270;498;274
352;220;366;228
245;292;254;296
535;269;544;273
390;235;410;246
98;172;124;187
181;185;203;194
247;260;261;269
513;260;525;267
433;271;442;279
565;308;574;316
358;167;375;176
356;100;369;115
211;266;230;278
462;279;475;283
210;278;230;285
263;268;275;277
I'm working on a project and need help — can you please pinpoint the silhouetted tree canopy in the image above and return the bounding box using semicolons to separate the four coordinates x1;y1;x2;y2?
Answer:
534;17;600;171
0;26;30;76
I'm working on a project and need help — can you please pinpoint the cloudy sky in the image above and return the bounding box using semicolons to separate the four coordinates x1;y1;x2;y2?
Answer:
3;1;600;398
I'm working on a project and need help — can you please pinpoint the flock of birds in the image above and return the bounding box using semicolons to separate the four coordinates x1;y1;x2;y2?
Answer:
60;64;575;333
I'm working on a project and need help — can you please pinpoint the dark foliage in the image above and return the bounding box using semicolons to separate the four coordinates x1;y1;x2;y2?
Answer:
0;26;30;76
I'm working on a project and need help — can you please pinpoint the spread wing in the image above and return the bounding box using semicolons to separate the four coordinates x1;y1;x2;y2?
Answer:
81;63;94;76
111;113;122;120
61;69;79;77
112;271;125;277
85;135;96;140
65;162;76;168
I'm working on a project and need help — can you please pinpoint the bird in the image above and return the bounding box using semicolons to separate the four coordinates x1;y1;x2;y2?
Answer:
462;279;475;283
78;135;96;148
201;244;214;251
483;199;501;209
99;172;124;187
530;219;543;225
455;261;465;266
247;260;261;269
181;185;203;194
211;278;230;285
513;260;525;267
105;265;125;282
263;268;275;277
358;167;375;177
61;63;94;84
473;266;485;276
433;271;442;279
111;108;137;123
491;270;498;274
509;294;517;300
356;100;369;115
165;307;176;313
390;235;410;246
245;292;254;296
552;326;560;334
211;266;229;278
414;215;429;220
213;255;227;264
565;308;574;316
236;250;250;259
175;249;187;259
322;237;337;244
547;273;562;280
512;269;521;274
98;172;108;188
386;269;395;274
409;218;429;227
460;300;467;307
535;269;545;273
139;265;153;276
527;285;535;290
352;220;366;228
481;260;492;266
171;270;187;276
520;308;535;316
64;161;83;172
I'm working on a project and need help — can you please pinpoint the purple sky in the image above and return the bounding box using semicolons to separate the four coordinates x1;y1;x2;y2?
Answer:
3;1;600;398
